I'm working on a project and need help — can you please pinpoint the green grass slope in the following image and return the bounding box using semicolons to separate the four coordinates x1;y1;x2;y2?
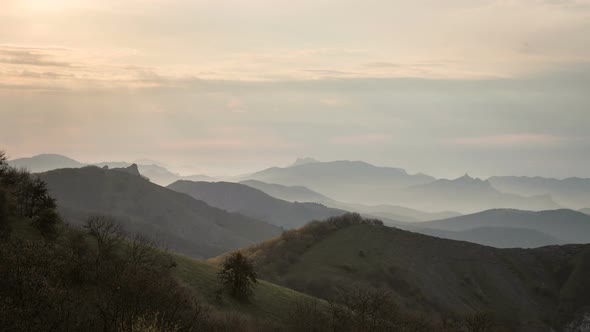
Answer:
218;214;590;330
174;254;326;322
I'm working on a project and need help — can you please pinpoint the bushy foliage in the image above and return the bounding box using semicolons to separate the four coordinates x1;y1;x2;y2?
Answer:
0;220;209;332
240;213;384;277
217;252;257;300
286;298;331;332
0;152;60;238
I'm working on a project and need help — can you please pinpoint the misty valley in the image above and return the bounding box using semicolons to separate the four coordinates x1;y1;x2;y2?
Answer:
1;153;590;331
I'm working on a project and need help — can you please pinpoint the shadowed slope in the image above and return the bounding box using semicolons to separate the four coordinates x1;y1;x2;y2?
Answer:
39;167;281;258
215;214;590;330
168;180;346;229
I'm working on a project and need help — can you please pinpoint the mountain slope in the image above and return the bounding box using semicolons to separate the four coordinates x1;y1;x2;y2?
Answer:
242;160;435;204
241;179;460;222
580;208;590;215
217;214;590;331
419;209;590;244
168;180;346;229
412;226;563;248
239;179;334;203
488;176;590;209
39;167;281;258
400;174;560;213
8;153;85;172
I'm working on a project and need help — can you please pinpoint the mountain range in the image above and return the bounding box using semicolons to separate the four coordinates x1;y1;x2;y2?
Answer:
240;179;461;222
489;176;590;210
11;154;590;214
417;208;590;245
9;153;216;186
242;161;565;213
242;160;435;205
398;174;560;213
168;180;346;229
39;166;281;258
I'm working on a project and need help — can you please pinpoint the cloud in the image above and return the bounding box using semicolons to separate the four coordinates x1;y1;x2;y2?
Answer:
0;48;73;67
444;134;566;145
329;133;394;145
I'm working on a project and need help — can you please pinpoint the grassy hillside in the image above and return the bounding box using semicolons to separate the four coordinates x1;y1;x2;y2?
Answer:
39;166;282;258
173;254;326;322
216;214;590;331
168;180;346;229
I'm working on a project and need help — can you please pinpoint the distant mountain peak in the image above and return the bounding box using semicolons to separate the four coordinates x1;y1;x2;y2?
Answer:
289;157;319;167
112;163;141;177
453;173;486;184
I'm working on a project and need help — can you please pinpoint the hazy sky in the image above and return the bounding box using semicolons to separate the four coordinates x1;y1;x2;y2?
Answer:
1;0;589;178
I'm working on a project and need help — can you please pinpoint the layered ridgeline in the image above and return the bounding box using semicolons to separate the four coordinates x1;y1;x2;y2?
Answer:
240;179;461;222
215;214;590;331
241;160;563;213
398;174;560;213
489;176;590;210
8;153;216;186
168;180;346;229
39;166;282;258
417;209;590;246
241;160;435;205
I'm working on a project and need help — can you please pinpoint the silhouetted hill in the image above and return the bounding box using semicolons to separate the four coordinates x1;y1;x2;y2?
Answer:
111;163;141;176
10;153;218;186
8;153;84;172
98;162;218;186
39;167;281;258
400;174;560;213
580;208;590;215
419;209;590;244
218;214;590;331
488;176;590;210
243;160;435;204
168;180;346;229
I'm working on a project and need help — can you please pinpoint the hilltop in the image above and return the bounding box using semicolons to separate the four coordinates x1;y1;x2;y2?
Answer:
217;214;590;331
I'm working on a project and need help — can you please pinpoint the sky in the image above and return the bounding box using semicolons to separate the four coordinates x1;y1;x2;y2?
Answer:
1;0;589;178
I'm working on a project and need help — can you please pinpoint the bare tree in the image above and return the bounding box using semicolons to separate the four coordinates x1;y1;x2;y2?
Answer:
217;252;257;300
